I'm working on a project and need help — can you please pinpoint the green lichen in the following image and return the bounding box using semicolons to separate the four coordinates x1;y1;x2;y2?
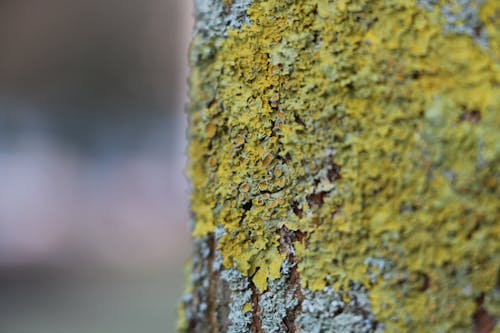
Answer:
188;0;500;331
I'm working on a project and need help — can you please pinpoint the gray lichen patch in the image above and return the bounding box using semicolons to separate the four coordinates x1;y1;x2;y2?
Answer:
417;0;440;10
417;0;488;48
212;225;226;272
259;260;299;333
180;236;212;331
297;283;382;333
215;225;253;332
221;268;250;292
181;225;252;332
221;269;253;333
218;259;302;333
364;256;396;285
442;0;488;47
193;0;252;39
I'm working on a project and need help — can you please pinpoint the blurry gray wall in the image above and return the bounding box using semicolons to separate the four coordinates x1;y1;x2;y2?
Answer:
0;0;189;154
0;1;193;332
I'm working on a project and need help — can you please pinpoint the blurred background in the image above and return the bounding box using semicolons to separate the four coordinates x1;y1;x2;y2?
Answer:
0;1;193;332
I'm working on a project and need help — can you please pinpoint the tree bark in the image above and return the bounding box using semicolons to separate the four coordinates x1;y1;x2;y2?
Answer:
179;1;500;332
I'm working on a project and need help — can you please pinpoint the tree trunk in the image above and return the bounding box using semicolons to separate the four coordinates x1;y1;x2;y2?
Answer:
179;1;500;332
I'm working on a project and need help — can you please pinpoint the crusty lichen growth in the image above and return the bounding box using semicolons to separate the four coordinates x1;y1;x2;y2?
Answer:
259;260;299;332
193;0;252;39
297;283;380;333
188;0;500;331
179;236;213;332
221;268;254;332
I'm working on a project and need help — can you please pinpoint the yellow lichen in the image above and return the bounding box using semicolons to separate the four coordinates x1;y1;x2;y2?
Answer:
189;0;500;331
242;302;253;313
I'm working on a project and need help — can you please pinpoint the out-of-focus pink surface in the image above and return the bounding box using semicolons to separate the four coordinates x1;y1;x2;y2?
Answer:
0;135;190;268
0;0;193;269
0;0;194;332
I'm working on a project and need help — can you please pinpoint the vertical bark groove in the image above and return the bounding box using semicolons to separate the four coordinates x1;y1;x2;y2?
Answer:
207;235;218;333
250;283;264;333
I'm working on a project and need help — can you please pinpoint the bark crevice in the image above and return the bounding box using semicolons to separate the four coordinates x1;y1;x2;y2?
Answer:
250;283;264;333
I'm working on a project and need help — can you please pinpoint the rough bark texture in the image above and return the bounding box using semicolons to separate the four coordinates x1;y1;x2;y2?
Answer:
179;0;500;332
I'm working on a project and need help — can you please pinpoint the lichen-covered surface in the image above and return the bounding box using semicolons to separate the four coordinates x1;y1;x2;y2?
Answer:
183;0;500;331
297;284;379;333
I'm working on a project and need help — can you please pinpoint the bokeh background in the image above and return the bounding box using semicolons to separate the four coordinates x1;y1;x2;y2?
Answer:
0;1;193;332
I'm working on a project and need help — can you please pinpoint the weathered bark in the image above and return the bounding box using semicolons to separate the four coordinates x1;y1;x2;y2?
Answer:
179;1;500;332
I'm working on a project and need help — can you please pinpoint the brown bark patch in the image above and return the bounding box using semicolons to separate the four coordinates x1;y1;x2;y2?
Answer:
473;294;497;333
279;227;306;332
327;162;342;182
250;283;264;333
459;107;481;124
207;234;218;333
282;264;303;332
307;191;326;207
292;201;304;218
